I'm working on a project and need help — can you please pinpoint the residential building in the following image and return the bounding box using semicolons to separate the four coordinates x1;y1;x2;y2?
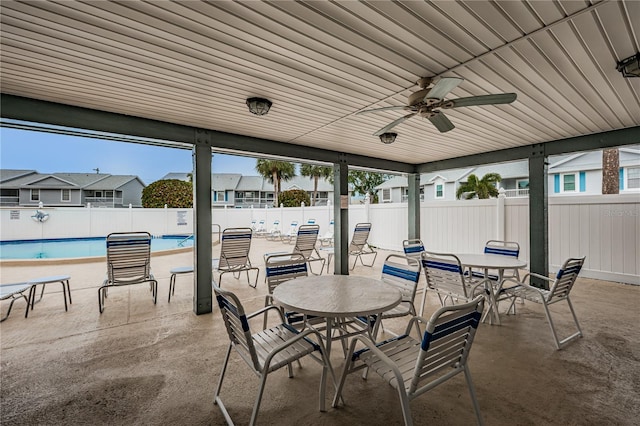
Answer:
0;169;145;207
160;173;335;208
375;147;640;202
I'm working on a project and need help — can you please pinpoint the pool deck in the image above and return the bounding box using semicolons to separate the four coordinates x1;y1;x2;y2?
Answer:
1;236;639;425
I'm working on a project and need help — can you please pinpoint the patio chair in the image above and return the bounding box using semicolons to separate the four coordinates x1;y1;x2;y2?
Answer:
292;224;326;275
318;219;334;246
263;253;319;329
214;227;260;288
98;232;157;313
500;256;585;350
370;254;422;338
0;282;33;322
333;296;485;426
264;220;281;240
403;239;428;316
421;251;484;307
280;220;299;244
466;240;521;283
348;222;377;269
213;284;335;426
253;219;267;237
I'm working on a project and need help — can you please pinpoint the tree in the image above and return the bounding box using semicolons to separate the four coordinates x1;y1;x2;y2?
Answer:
255;159;296;206
456;173;502;199
142;179;193;208
348;170;391;204
602;148;619;194
278;189;310;207
300;164;332;206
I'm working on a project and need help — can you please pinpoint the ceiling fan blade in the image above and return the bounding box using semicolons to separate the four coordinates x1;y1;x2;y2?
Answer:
356;105;411;115
428;111;455;133
424;77;463;101
373;113;417;136
444;93;517;108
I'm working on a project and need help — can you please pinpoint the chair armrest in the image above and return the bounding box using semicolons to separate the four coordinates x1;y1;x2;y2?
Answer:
522;272;552;284
247;305;286;323
347;335;407;383
404;315;429;337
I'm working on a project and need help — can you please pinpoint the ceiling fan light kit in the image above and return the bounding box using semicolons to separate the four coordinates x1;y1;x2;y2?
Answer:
358;76;517;134
379;132;397;144
617;52;640;77
246;97;272;115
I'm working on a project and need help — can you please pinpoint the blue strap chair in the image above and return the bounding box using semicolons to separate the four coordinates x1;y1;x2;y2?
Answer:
213;284;335;426
421;251;484;307
215;227;260;288
333;296;485;426
501;257;585;350
348;223;377;269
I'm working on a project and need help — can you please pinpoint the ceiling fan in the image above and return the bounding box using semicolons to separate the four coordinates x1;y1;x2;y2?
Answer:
357;77;517;135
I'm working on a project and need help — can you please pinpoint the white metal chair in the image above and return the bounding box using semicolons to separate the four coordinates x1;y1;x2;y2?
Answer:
215;227;260;288
500;256;586;350
292;224;325;275
98;231;157;313
348;222;377;269
253;219;267;237
369;254;422;338
0;283;33;321
318;219;334;246
263;253;316;329
213;284;335;426
467;240;521;283
264;220;281;240
333;296;486;426
403;239;428;316
280;220;299;244
421;251;483;307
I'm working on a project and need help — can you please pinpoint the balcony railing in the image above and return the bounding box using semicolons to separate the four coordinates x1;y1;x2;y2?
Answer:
0;196;20;205
85;197;124;207
503;189;530;198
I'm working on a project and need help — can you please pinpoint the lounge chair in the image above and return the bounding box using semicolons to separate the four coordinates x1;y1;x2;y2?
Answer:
0;282;33;321
280;220;299;244
214;227;260;288
264;220;281;240
348;222;377;269
318;219;334;246
98;232;157;313
253;219;267;237
292;224;325;275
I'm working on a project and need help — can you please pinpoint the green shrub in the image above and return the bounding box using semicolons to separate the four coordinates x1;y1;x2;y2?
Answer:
142;179;193;208
278;189;310;207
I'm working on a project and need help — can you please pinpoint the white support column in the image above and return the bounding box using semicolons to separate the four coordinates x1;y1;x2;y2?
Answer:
496;187;506;241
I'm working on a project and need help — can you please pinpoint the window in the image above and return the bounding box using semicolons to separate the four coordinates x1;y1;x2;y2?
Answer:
563;174;576;192
31;189;39;201
215;191;225;202
61;189;70;201
435;184;444;199
382;188;391;202
94;191;103;198
105;190;114;198
627;167;640;189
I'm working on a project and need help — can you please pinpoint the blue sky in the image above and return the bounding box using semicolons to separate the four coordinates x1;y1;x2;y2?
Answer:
0;127;261;184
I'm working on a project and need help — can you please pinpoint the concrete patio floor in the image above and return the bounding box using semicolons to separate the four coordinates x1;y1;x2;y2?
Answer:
1;237;638;425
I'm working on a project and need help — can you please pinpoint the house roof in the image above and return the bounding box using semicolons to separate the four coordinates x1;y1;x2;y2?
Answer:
83;175;141;190
0;170;144;189
0;169;37;184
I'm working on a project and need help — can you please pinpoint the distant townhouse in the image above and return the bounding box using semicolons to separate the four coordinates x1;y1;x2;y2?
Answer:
161;173;335;208
0;169;145;207
375;147;640;202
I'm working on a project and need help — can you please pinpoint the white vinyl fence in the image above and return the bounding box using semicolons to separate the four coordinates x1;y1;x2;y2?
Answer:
2;194;638;284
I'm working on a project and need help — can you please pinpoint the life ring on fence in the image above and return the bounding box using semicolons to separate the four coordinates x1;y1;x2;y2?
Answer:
31;210;49;223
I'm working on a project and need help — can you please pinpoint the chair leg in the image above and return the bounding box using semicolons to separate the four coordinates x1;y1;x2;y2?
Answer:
464;365;484;426
396;386;414;426
214;345;232;405
250;370;270;426
168;274;176;302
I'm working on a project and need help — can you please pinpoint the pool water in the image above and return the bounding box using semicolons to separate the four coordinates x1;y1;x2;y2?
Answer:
0;236;194;260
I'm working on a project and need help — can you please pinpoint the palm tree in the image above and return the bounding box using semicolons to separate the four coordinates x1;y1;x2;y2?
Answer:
255;159;296;206
602;148;619;194
456;173;502;199
300;164;332;206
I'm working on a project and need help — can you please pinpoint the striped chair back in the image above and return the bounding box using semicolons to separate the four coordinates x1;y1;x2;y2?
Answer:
381;254;421;302
412;296;484;393
422;251;474;300
293;225;320;259
106;232;153;284
219;228;253;269
214;284;260;371
349;223;372;252
403;239;425;260
265;253;308;295
306;218;316;225
484;240;519;257
548;257;585;302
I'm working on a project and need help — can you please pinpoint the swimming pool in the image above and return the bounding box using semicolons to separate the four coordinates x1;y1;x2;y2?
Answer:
0;235;194;260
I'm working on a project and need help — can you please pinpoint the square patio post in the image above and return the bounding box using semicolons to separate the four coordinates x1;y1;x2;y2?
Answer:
529;144;549;288
193;136;213;314
333;158;349;275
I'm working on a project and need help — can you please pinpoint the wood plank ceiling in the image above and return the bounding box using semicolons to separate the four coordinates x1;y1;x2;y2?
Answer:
1;0;638;168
